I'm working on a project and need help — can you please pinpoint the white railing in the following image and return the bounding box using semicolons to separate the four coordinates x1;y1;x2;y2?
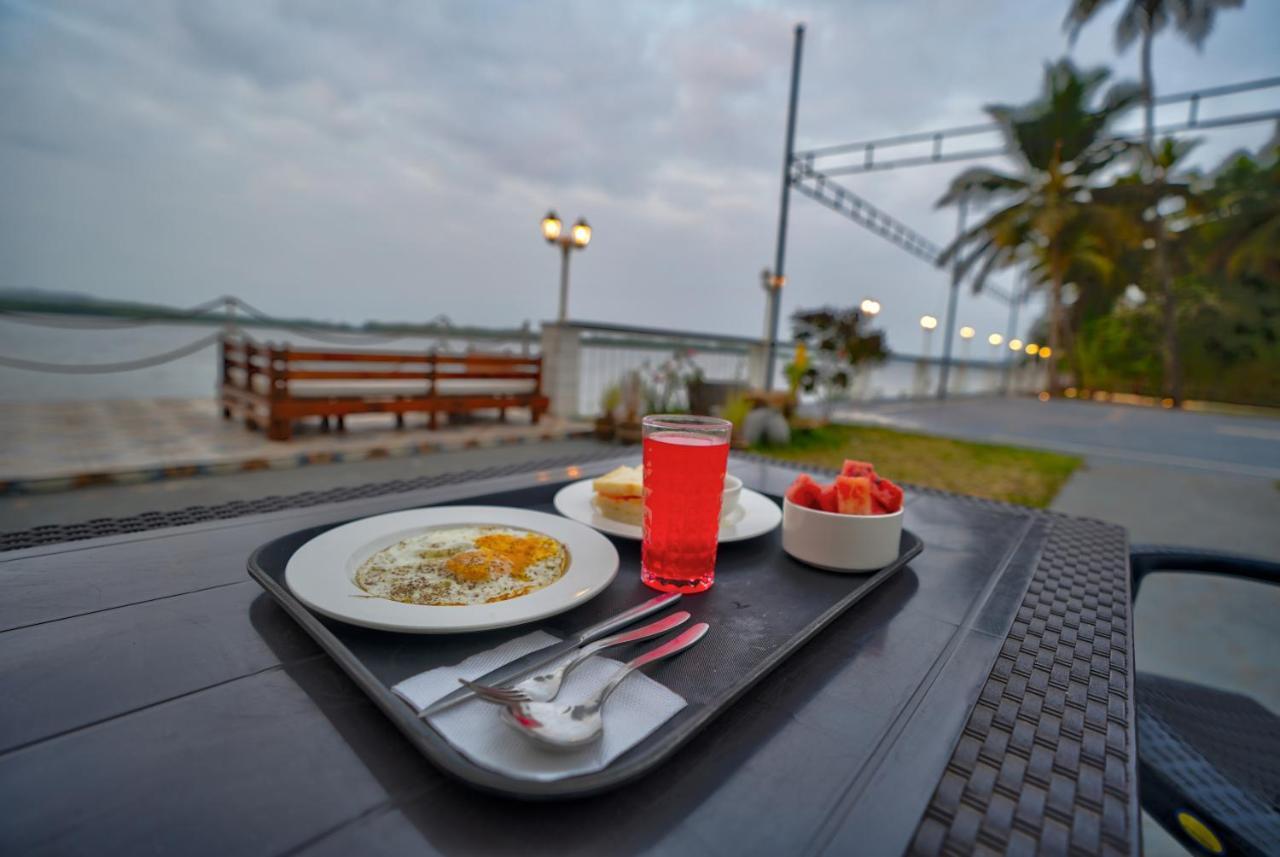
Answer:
540;320;1046;418
0;313;1046;408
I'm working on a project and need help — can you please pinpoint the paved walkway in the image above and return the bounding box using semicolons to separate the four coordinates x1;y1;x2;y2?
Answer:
1053;460;1280;704
0;438;612;532
830;396;1280;478
0;398;591;494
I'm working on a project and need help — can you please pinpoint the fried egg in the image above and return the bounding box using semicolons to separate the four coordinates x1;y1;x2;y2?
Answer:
354;525;568;606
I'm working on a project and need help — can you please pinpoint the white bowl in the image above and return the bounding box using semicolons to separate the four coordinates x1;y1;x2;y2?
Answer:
721;474;743;519
781;498;903;572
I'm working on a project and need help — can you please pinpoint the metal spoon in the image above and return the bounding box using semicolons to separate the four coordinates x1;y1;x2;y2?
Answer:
460;610;692;705
500;622;709;749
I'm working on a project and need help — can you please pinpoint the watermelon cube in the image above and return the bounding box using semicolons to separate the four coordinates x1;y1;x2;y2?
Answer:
834;475;873;514
785;474;822;510
840;459;876;479
870;477;904;514
818;482;839;513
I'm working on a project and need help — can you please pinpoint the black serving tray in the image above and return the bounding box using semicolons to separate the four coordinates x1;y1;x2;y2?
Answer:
247;480;923;799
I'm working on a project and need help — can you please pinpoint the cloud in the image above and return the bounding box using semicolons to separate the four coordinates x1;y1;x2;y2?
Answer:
1;0;1276;347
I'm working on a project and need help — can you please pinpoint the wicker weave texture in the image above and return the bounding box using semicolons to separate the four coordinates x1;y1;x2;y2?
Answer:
0;449;625;552
1137;672;1280;853
910;514;1135;856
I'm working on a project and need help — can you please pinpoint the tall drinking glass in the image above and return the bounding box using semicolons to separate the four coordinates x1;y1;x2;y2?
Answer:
641;415;732;593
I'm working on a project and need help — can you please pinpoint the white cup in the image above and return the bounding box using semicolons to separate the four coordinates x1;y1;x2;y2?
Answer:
720;474;743;519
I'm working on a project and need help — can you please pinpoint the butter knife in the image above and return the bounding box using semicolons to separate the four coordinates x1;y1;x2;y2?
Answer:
418;591;681;717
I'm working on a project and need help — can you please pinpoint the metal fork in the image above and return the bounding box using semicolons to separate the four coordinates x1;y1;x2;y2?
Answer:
458;610;691;705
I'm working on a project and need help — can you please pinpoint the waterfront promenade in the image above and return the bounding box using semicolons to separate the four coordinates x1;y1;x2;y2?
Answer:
0;397;589;494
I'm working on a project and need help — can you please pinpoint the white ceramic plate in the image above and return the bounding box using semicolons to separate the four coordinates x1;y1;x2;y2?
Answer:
284;506;619;634
552;478;782;543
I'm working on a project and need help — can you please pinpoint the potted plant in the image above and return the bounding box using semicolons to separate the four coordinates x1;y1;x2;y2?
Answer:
720;393;754;448
595;384;621;441
615;370;646;444
790;305;887;422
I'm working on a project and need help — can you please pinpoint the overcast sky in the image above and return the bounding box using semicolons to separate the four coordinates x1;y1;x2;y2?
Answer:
2;0;1277;354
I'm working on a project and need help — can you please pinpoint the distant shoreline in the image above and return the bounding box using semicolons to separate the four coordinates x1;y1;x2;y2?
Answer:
0;293;532;340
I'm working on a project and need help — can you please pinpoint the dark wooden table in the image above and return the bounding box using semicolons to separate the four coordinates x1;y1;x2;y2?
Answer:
0;456;1140;856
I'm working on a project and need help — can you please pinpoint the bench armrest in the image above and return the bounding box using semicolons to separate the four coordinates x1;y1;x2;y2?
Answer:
1131;544;1280;600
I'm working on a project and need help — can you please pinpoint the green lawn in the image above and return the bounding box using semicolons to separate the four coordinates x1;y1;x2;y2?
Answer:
758;424;1082;509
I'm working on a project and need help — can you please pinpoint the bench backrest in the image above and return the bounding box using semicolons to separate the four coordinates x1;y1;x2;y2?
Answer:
220;336;542;396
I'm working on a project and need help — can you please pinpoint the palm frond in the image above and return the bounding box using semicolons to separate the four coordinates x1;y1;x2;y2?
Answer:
1062;0;1117;43
935;167;1028;207
1102;80;1143;116
1073;139;1142;177
969;242;1019;295
1108;0;1243;52
948;243;994;283
1001;60;1136;169
1155;135;1203;170
1170;0;1244;50
937;198;1030;267
1114;3;1150;52
984;105;1033;174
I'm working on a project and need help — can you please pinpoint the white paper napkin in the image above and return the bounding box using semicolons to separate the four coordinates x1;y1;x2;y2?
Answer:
392;631;688;782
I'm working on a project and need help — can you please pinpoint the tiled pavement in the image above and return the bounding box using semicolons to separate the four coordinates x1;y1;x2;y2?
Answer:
0;398;591;494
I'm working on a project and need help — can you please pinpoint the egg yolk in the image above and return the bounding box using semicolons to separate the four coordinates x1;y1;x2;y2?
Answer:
473;533;561;579
444;549;510;582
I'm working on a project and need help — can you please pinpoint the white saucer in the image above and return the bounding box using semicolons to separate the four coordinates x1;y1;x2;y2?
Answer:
552;478;782;543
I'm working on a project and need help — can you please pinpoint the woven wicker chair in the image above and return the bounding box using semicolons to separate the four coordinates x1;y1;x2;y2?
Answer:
1131;546;1280;856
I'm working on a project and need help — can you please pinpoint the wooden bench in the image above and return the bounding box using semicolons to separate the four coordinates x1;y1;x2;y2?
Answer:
219;336;548;441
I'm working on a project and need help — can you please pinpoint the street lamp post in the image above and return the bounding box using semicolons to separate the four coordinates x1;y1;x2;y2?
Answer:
541;210;592;323
916;314;938;397
1001;271;1026;395
860;298;881;317
760;268;786;387
937;193;968;400
919;314;938;354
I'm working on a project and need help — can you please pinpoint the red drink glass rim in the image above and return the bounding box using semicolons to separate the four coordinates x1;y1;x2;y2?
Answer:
642;414;732;434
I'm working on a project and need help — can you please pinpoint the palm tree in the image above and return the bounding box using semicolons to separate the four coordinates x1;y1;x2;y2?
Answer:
937;59;1140;394
1202;132;1280;281
1064;0;1245;403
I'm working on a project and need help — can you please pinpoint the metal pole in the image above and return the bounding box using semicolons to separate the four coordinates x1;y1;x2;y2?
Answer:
936;194;967;399
223;296;238;339
766;23;805;392
1002;271;1024;395
557;241;571;323
761;271;773;342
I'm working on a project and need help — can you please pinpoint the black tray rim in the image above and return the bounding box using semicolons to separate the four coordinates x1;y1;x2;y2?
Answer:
246;484;924;800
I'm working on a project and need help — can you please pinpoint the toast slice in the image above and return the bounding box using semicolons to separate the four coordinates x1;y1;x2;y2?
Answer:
592;465;644;524
592;465;643;499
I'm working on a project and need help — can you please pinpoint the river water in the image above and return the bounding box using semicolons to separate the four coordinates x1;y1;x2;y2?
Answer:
0;316;1023;406
0;319;530;403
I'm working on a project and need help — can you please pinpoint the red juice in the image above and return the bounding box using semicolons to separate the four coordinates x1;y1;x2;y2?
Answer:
641;430;730;593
